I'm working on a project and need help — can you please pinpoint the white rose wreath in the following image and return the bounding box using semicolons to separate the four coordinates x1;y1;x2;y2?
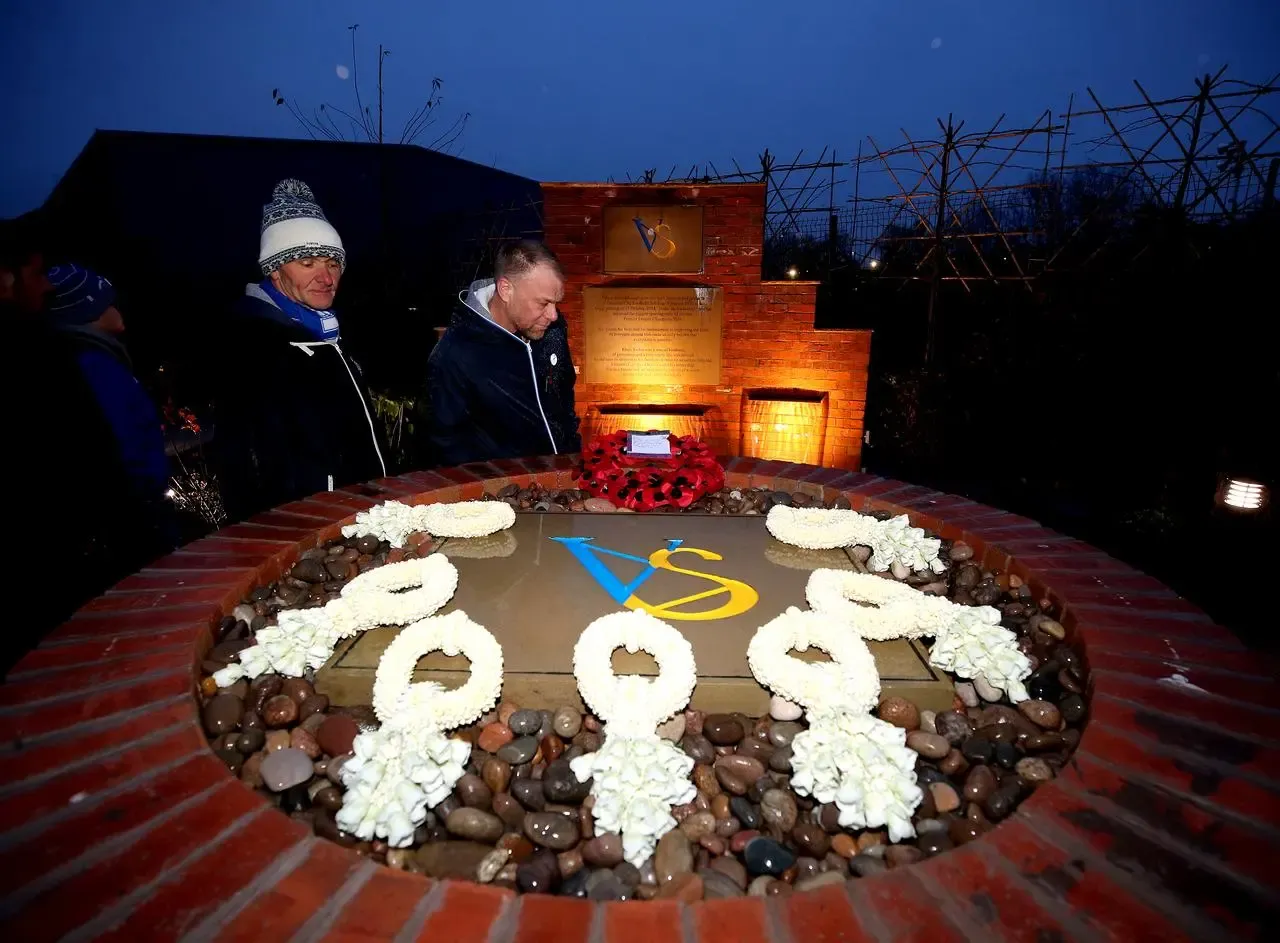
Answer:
805;569;1031;701
338;611;504;846
766;505;945;573
214;497;517;688
341;499;515;547
211;554;460;687
747;607;922;840
569;611;698;866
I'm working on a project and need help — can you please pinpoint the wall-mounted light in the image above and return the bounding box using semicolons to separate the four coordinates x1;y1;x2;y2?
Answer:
786;266;799;279
1217;477;1268;511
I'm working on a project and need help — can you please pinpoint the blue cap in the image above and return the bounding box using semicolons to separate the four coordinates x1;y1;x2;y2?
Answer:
47;264;116;325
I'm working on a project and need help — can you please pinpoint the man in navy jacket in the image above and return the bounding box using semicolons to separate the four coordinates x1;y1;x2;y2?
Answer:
428;241;581;466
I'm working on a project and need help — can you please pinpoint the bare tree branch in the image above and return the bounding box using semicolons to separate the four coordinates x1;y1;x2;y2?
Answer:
271;30;466;150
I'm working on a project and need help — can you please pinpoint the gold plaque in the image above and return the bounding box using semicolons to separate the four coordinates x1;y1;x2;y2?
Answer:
603;205;704;274
583;287;722;386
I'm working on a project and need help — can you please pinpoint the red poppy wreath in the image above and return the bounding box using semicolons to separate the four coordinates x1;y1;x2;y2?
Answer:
577;431;725;511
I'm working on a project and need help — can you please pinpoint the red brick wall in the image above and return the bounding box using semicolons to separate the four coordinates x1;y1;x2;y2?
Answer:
543;183;871;469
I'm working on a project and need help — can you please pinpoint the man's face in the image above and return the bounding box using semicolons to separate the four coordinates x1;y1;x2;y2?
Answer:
95;304;126;335
0;253;53;314
271;256;341;310
499;263;563;341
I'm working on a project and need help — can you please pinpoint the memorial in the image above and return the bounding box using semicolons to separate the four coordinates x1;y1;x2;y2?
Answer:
545;182;873;469
5;456;1244;943
582;286;723;387
315;512;954;713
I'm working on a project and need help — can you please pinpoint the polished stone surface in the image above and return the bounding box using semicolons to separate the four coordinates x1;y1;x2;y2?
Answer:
317;513;954;712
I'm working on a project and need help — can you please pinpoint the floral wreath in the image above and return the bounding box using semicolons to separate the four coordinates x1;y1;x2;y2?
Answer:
577;431;725;511
209;497;1034;861
570;611;698;866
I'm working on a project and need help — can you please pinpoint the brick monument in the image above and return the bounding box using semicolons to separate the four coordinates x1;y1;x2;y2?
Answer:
542;182;872;469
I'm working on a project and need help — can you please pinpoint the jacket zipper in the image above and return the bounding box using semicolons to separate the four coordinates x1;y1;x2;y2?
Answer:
526;340;558;455
334;343;388;477
292;340;387;479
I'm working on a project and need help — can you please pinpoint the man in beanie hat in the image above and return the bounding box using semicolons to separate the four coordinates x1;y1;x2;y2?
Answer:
209;179;387;522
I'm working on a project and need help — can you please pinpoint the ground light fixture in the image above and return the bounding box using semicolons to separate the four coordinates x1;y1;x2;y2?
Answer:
1216;476;1268;511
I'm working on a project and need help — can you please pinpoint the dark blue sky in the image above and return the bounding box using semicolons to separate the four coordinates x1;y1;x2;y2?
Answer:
3;0;1277;217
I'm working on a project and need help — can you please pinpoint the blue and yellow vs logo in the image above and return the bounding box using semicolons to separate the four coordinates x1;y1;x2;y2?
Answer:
551;537;759;621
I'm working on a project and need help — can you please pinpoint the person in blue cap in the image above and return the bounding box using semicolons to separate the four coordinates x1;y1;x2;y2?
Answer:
46;264;172;510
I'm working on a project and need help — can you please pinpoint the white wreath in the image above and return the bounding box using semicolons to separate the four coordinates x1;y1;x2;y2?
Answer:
766;505;866;550
806;569;948;641
766;505;945;574
747;606;921;839
341;498;517;547
746;607;881;714
212;556;459;686
371;611;504;730
422;501;516;538
572;611;698;737
341;500;424;548
569;611;698;867
339;610;504;847
340;553;460;629
804;569;1031;701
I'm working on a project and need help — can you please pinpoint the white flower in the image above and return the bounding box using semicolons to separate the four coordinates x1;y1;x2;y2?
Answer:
336;610;506;847
806;569;950;641
571;611;700;864
337;726;471;845
570;734;696;866
766;505;867;550
215;608;337;682
341;500;424;548
341;555;459;630
421;501;516;539
930;605;1032;702
747;607;881;715
372;610;505;729
747;603;925;835
212;553;460;688
211;663;246;687
803;569;1031;700
341;498;517;548
572;611;697;737
765;506;945;575
866;515;946;574
789;711;922;842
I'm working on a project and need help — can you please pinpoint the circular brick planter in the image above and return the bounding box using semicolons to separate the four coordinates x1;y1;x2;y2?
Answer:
1;455;1276;942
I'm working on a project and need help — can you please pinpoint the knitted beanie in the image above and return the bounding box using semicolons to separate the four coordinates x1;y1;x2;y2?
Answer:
47;263;116;325
258;179;346;275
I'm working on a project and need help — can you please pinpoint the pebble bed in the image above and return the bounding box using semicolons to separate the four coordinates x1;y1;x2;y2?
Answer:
198;484;1088;901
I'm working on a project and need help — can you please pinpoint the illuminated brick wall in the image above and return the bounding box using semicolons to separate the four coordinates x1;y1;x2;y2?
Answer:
543;182;871;470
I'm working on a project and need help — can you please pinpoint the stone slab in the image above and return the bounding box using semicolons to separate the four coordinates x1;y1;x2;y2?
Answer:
316;513;955;714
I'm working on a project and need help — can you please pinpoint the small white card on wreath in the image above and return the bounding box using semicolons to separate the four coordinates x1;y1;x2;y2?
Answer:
627;431;672;457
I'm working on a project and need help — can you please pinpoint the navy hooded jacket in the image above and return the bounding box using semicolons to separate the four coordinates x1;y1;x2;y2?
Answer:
208;285;388;522
427;279;581;467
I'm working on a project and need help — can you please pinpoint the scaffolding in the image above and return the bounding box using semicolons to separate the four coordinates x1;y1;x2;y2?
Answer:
617;147;846;244
852;68;1280;288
